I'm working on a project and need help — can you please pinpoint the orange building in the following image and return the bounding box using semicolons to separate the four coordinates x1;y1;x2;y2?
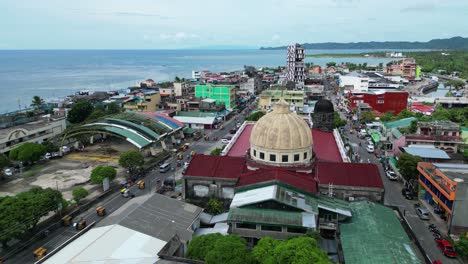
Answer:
417;162;468;234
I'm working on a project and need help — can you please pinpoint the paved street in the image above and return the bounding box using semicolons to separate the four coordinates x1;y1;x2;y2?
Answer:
325;77;461;264
3;101;250;264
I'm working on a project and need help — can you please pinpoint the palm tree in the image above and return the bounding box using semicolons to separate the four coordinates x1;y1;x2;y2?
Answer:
31;96;45;108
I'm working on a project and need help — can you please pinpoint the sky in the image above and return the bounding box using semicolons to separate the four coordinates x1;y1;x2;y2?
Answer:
0;0;467;49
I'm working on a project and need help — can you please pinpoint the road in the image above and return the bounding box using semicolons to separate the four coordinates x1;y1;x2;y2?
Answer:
4;101;251;264
324;77;461;264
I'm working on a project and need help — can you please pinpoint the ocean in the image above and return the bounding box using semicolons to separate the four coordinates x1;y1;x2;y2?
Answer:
0;49;394;113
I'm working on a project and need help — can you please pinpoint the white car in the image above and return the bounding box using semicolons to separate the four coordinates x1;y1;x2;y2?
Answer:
3;168;13;176
221;138;230;144
366;145;375;153
359;129;367;137
386;170;398;180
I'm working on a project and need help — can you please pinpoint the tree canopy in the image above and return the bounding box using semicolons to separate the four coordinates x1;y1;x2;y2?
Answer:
333;112;347;128
360;111;375;122
90;165;117;184
68;100;94;124
454;233;468;259
210;147;223;156
379;111;394;122
31;95;45;108
72;187;89;203
0;187;62;247
119;150;144;174
86;109;106;121
106;102;121;114
0;154;11;170
396;153;422;181
9;142;46;164
246;111;265;121
186;234;253;264
206;197;223;215
396;109;415;120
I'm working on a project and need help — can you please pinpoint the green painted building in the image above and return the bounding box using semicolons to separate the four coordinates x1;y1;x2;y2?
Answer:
415;66;421;79
195;84;236;109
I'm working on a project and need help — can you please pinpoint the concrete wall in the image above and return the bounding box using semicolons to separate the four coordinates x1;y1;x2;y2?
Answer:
451;181;468;234
318;184;384;203
230;222;310;240
183;177;238;200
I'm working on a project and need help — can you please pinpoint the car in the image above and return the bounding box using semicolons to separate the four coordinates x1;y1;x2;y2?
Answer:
359;129;367;137
221;138;230;144
3;168;13;176
401;188;414;200
366;145;375;153
386;170;398;180
436;239;458;258
415;207;430;220
44;153;52;159
366;138;374;145
229;129;237;134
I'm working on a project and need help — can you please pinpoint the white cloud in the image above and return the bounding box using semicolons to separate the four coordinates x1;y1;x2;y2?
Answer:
272;34;280;40
159;32;200;41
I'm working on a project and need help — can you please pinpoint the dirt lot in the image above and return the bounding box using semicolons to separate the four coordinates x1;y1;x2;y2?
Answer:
0;141;136;200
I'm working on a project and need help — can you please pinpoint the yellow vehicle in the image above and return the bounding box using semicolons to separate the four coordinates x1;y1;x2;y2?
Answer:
177;153;184;160
96;206;106;216
120;188;127;194
76;219;87;230
190;151;197;156
137;180;145;189
62;215;72;226
180;143;190;151
33;247;47;260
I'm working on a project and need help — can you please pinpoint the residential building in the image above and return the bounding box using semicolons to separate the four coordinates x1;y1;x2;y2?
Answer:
406;121;463;153
286;44;306;83
0;114;67;154
386;58;418;81
173;82;190;97
195;84;236;110
159;88;175;97
307;65;322;75
173;111;218;130
435;97;468;109
304;85;325;100
339;73;369;92
400;145;451;162
347;90;409;115
239;78;257;94
123;90;161;112
258;90;304;112
418;163;468;234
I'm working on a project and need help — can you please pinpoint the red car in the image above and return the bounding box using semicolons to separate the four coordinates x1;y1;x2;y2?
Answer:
436;239;457;258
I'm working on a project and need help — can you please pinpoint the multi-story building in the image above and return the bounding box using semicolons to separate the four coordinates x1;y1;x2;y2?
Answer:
239;78;258;94
0;114;67;154
347;91;409;115
258;90;304;112
174;82;191;97
286;44;305;84
339;73;369;92
418;162;468;234
406;121;463;153
194;84;236;110
123;90;161;112
307;65;322;75
386;58;419;81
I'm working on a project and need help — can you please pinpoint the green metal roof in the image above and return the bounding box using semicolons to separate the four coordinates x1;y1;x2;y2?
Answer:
105;118;160;139
370;132;380;144
392;128;403;139
340;201;421;264
176;111;217;118
103;126;152;148
228;208;308;227
384;117;417;129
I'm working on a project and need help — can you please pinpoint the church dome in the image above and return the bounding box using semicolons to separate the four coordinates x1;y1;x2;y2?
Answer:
314;99;334;113
249;99;313;166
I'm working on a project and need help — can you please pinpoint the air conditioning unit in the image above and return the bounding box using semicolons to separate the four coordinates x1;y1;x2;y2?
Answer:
348;197;355;201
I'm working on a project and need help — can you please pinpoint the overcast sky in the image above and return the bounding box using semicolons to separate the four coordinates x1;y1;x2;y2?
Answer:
1;0;467;49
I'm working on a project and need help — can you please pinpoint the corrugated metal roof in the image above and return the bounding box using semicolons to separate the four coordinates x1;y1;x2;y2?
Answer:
228;208;316;228
340;201;421;264
384;117;417;129
402;146;450;159
174;115;216;125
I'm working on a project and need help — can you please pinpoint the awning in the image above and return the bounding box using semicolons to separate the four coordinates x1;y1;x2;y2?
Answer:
371;133;380;144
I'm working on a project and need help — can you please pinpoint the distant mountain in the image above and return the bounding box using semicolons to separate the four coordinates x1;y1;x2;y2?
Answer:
260;36;468;50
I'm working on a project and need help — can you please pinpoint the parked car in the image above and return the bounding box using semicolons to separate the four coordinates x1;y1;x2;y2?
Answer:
415;207;430;220
366;145;375;153
3;168;13;176
401;188;414;200
386;170;398;180
229;129;237;134
436;239;458;258
221;138;230;144
359;129;367;137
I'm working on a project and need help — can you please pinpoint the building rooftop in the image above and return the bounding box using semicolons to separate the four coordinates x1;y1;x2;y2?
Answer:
237;169;317;194
384;117;418;129
315;161;384;189
0;116;65;138
432;163;468;181
340;201;421;264
312;129;343;163
226;123;254;157
184;154;246;179
401;146;450;160
228;207;316;229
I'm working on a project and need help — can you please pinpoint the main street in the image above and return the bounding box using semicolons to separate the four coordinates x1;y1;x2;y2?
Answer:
5;102;250;264
324;77;461;264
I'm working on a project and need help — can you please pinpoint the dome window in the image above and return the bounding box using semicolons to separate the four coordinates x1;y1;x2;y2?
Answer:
294;154;300;161
282;155;289;163
270;154;276;162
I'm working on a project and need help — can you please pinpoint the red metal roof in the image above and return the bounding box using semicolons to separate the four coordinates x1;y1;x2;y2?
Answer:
226;124;254;157
184;154;246;179
315;161;384;189
312;129;343;163
238;168;317;194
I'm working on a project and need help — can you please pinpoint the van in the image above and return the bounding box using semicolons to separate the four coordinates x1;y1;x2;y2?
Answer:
159;163;171;173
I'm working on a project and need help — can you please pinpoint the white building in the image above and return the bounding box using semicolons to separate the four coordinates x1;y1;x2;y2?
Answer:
286;44;305;84
240;78;256;94
339;73;369;92
174;82;190;97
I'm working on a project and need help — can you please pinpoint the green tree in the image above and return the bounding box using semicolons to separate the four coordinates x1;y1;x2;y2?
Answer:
326;62;336;67
408;120;418;134
447;79;465;89
205;235;253;264
431;106;451;121
31;95;45;108
42;141;59;153
72;187;89;203
396;153;422;181
0;154;11;171
252;237;279;264
206;197;223;215
454;233;468;259
106;102;121;114
379;111;394;122
360;111;375;122
9;142;46;164
119;150;145;174
174;76;181;82
246;111;265;121
68;100;94;124
90;165;117;184
333;112;347;128
186;233;224;261
272;237;330;264
210;147;223;156
86;109;106;120
396;109;415;120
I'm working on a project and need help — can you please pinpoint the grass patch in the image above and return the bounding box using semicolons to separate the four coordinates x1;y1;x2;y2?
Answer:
23;164;46;178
